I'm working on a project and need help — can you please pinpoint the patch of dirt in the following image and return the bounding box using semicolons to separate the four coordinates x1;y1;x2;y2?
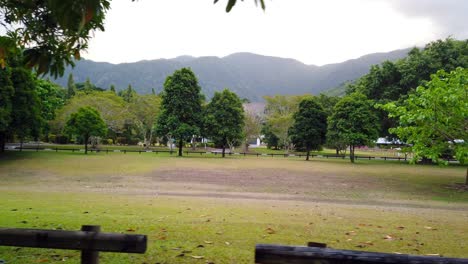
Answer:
445;183;468;192
144;167;380;198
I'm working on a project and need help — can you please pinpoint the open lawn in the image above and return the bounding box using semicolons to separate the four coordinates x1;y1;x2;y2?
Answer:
0;152;467;263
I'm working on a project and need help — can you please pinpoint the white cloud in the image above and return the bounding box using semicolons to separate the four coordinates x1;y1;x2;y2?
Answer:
84;0;457;65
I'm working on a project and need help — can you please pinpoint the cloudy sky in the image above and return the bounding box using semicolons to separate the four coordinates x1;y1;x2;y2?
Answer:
84;0;468;66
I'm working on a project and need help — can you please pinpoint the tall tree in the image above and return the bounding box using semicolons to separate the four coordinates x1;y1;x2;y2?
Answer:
204;89;245;157
289;98;327;161
67;73;76;98
35;79;66;140
9;67;41;148
327;93;379;163
263;95;308;151
64;106;107;154
261;124;280;150
83;77;93;94
51;91;132;141
348;38;468;136
381;68;467;182
130;94;161;148
119;84;136;103
155;68;204;156
0;66;14;152
110;84;116;93
243;109;262;152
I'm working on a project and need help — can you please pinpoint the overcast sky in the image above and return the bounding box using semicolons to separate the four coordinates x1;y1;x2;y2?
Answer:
83;0;468;66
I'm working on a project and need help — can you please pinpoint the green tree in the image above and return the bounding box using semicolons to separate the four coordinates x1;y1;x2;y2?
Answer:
204;89;245;157
261;123;279;149
263;95;308;151
9;67;41;149
110;84;116;93
130;94;161;148
119;84;136;103
348;38;468;136
83;78;93;94
0;66;14;152
289;98;327;161
381;68;467;179
64;106;107;154
67;73;76;98
0;0;110;77
51;91;132;141
155;68;204;156
35;79;66;140
327;93;379;163
243;109;262;152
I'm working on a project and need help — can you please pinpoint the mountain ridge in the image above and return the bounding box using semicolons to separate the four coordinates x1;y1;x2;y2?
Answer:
52;49;412;101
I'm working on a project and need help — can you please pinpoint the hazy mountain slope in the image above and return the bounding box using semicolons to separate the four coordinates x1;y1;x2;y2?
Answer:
52;49;411;101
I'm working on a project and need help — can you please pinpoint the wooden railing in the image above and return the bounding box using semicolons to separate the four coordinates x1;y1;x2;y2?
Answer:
0;225;147;264
255;243;468;264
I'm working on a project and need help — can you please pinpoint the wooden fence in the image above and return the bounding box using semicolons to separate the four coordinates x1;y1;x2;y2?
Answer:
6;147;418;162
0;225;147;264
255;243;468;264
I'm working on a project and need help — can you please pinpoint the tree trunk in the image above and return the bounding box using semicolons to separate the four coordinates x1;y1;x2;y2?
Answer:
306;149;310;161
465;168;467;186
349;145;355;163
84;136;88;154
0;133;5;153
178;140;183;156
20;139;23;152
336;148;339;155
243;141;248;153
222;144;226;158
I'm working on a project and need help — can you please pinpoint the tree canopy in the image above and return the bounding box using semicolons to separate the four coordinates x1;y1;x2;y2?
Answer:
204;89;245;157
348;38;468;136
155;68;204;156
289;97;327;160
263;95;309;151
327;93;379;163
64;106;107;154
381;68;467;166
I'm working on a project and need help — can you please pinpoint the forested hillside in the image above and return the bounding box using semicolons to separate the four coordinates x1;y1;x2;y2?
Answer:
51;49;410;101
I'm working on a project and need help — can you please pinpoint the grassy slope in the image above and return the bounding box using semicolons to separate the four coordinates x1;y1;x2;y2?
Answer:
0;152;467;263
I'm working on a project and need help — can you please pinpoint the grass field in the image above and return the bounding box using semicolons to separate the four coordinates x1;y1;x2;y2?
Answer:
0;151;467;263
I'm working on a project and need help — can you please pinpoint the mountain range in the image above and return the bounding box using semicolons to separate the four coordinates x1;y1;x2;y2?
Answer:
52;49;412;101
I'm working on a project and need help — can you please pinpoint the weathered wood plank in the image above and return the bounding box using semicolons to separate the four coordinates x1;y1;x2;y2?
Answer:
255;244;468;264
0;227;147;253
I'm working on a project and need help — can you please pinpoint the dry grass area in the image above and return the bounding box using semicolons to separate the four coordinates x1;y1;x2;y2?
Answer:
0;152;467;263
1;152;466;206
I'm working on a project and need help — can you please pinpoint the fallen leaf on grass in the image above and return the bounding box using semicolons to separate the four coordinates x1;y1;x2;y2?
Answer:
225;242;231;246
424;226;437;230
384;235;394;240
265;227;275;234
396;226;405;230
191;256;204;259
204;241;213;244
